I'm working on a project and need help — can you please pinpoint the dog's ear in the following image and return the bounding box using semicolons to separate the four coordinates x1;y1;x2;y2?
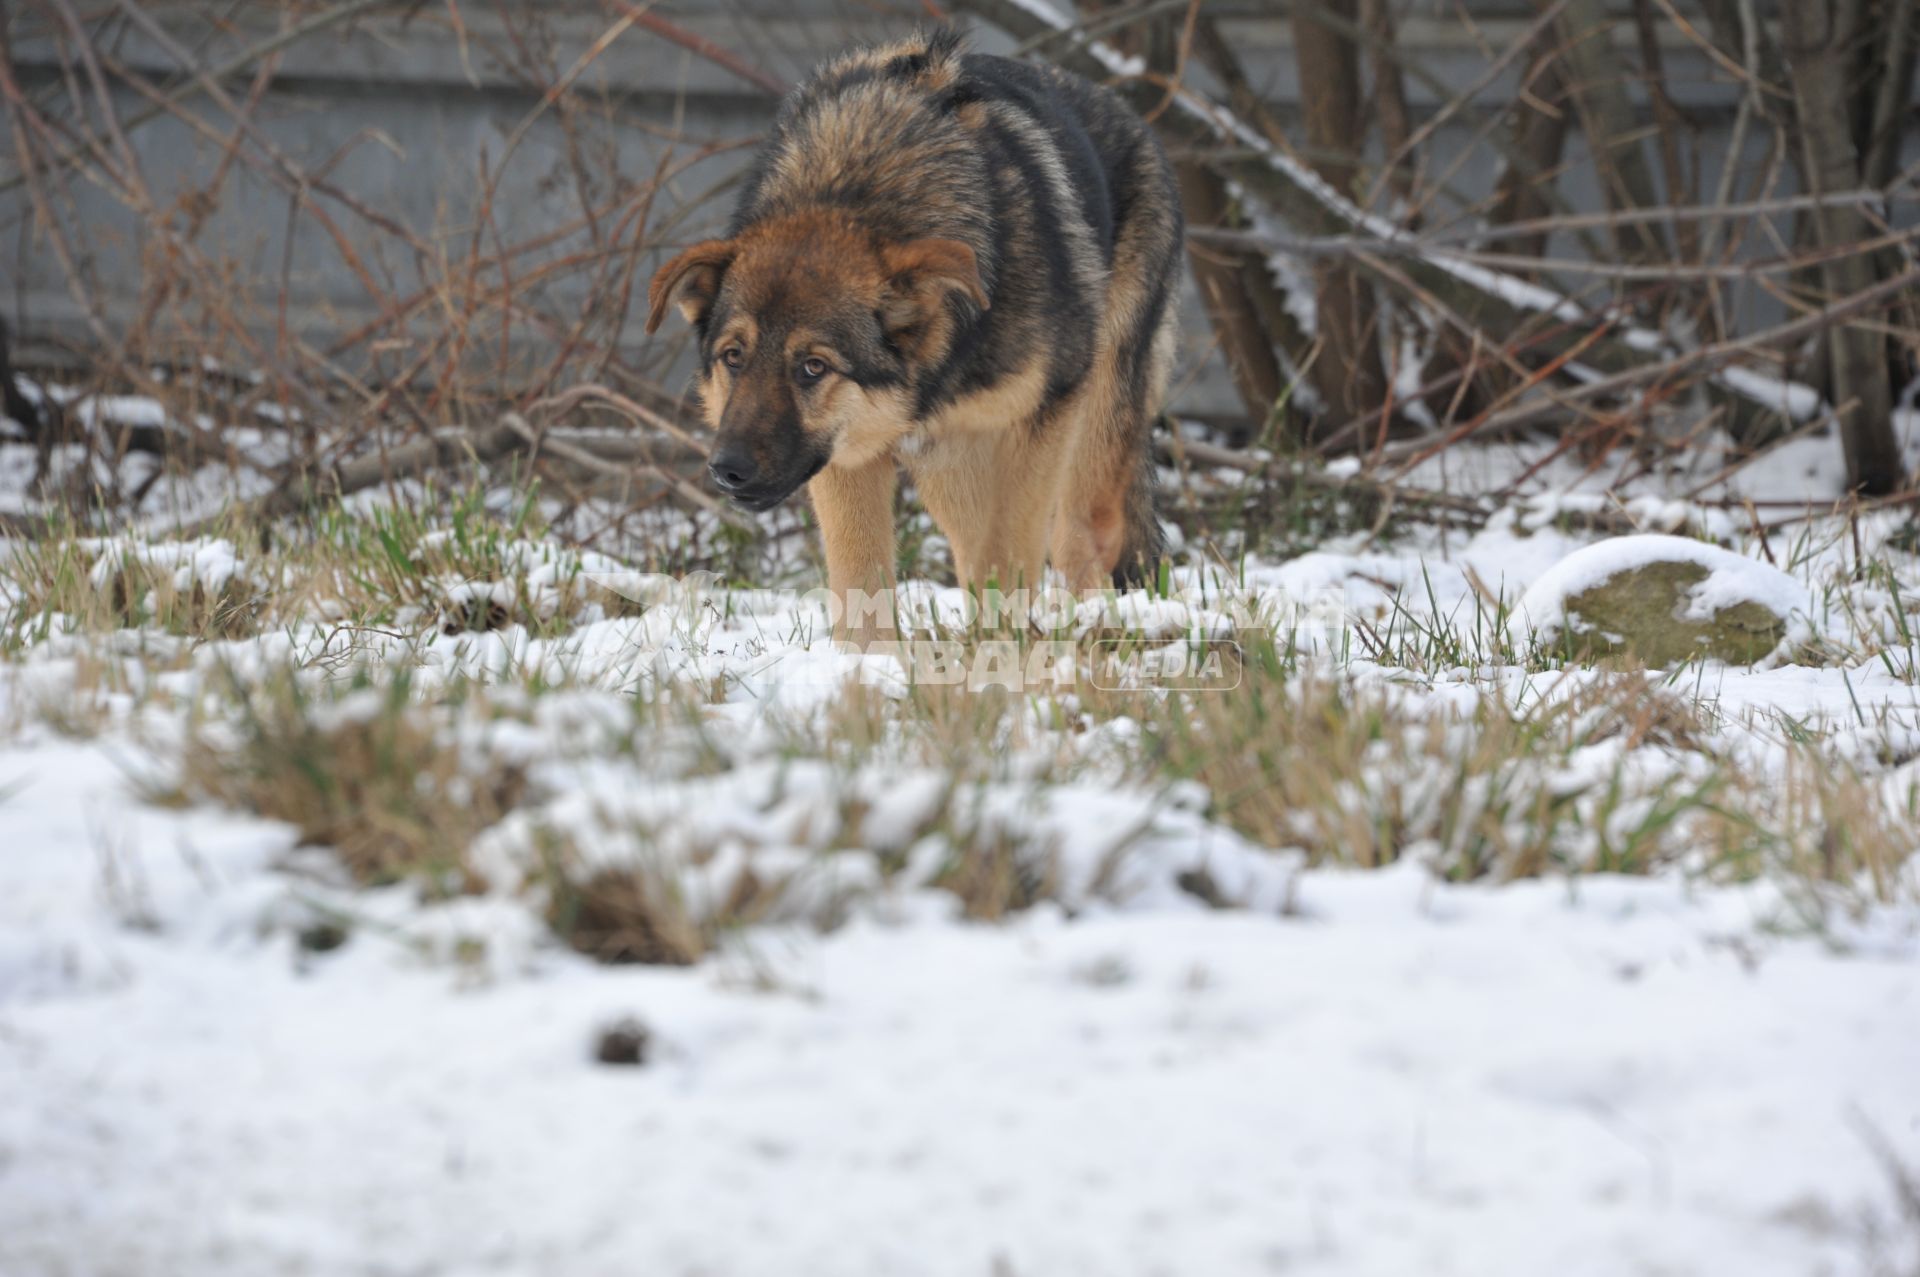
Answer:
646;239;737;334
879;238;989;339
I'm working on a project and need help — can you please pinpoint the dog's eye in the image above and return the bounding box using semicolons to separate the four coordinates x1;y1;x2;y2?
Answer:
718;346;744;370
796;356;830;384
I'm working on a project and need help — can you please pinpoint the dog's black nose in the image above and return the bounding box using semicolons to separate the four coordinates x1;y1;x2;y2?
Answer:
708;446;759;494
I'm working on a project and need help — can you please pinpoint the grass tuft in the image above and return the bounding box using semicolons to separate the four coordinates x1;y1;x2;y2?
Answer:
168;671;526;896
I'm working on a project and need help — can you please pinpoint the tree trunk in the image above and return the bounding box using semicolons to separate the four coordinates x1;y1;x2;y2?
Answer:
1489;41;1571;265
1432;36;1566;427
1438;32;1575;428
1864;0;1920;375
1863;0;1919;189
1780;0;1902;494
1175;164;1298;445
1292;0;1390;430
1129;5;1305;444
1359;0;1417;208
1632;0;1698;266
1552;0;1671;266
1699;0;1795;106
1190;13;1291;151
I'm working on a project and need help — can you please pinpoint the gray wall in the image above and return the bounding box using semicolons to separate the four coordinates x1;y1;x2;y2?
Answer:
3;2;1907;417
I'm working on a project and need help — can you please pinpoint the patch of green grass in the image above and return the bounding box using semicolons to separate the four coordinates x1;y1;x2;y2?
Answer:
1347;566;1532;673
1075;658;1913;904
296;485;590;636
162;668;527;897
2;533;265;650
0;485;649;652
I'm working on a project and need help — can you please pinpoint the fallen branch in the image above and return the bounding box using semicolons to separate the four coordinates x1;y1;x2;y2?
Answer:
1187;221;1920;283
160;404;732;539
1376;262;1920;473
501;413;750;531
1159;434;1492;524
174;415;532;538
1158;434;1748;538
530;382;713;456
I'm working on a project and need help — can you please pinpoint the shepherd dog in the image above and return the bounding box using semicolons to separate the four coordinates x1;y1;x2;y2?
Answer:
646;28;1181;643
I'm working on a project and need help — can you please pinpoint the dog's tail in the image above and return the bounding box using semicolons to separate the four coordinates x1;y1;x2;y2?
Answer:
1110;416;1166;589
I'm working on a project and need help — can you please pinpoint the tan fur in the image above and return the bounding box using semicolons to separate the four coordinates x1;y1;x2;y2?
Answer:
831;382;916;470
769;93;978;219
1043;150;1181;591
647;240;737;334
810;346;1148;643
906;352;1061;591
808;459;900;640
908;421;1073;595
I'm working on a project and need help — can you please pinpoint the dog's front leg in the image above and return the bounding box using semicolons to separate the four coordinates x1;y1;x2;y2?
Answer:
809;459;899;649
913;429;1060;610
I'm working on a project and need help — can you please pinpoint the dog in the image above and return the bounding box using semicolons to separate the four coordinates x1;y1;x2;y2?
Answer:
646;28;1181;642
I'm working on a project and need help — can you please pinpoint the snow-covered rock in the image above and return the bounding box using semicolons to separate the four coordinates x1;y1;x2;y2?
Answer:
1512;535;1813;667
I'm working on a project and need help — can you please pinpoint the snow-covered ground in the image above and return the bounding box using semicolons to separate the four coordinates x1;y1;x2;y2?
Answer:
0;735;1912;1277
1;733;1915;1277
3;402;1919;1275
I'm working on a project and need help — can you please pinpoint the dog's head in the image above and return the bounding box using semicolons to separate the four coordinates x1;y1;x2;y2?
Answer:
646;211;987;511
